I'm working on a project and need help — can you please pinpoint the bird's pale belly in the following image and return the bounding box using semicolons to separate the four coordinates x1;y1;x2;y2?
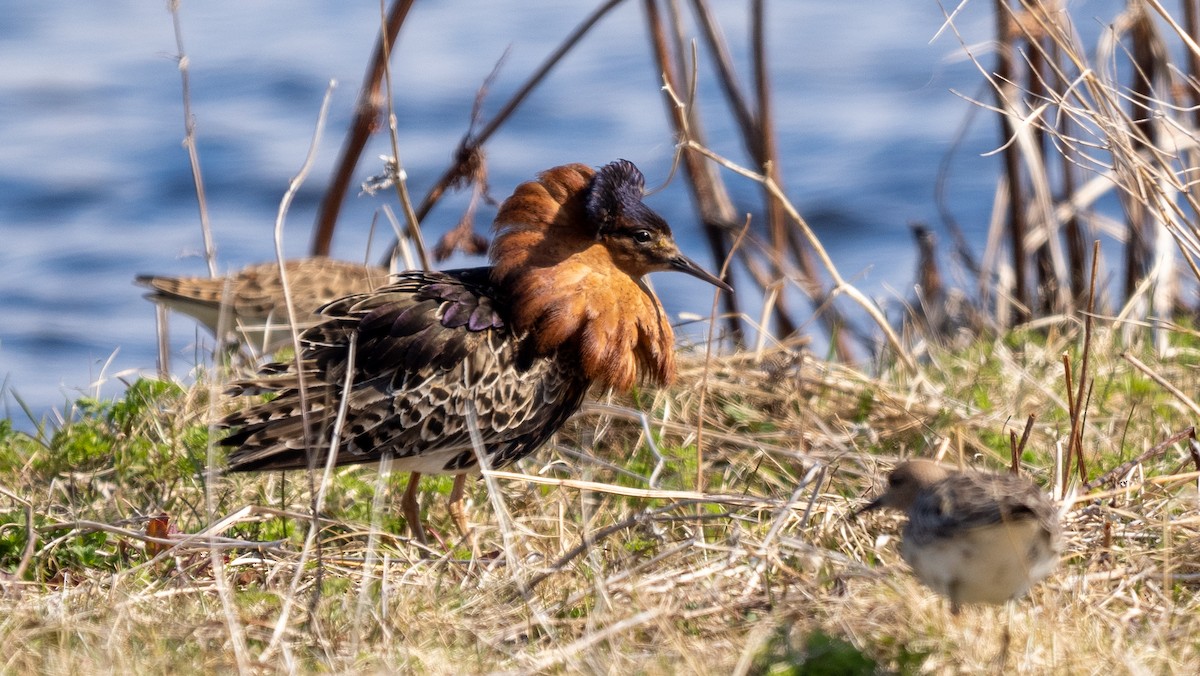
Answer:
902;519;1057;605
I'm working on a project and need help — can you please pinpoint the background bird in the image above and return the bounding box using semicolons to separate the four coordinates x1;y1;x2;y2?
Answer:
859;459;1062;613
219;160;732;541
136;257;390;355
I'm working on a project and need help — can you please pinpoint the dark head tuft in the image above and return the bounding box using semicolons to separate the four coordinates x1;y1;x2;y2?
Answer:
585;159;654;235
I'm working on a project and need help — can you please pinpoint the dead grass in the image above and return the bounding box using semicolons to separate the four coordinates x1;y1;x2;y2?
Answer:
2;318;1199;674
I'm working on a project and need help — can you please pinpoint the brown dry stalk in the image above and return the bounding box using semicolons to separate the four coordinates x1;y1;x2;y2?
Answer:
483;469;776;508
1010;413;1037;474
310;0;414;257
1063;240;1100;492
696;216;750;492
642;0;748;342
1017;414;1036;461
994;0;1031;322
682;0;853;355
1083;426;1196;490
262;85;343;664
689;0;756;146
1061;353;1076;422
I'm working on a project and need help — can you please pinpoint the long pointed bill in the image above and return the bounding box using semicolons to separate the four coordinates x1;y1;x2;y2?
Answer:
852;496;886;518
669;253;733;292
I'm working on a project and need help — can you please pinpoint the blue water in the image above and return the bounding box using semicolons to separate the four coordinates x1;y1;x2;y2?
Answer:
0;1;1115;427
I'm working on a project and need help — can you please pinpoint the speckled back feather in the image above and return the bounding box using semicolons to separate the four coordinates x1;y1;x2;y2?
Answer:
904;471;1061;548
222;267;588;473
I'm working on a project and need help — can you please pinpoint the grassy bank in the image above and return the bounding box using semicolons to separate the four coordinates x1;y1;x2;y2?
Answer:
2;319;1198;674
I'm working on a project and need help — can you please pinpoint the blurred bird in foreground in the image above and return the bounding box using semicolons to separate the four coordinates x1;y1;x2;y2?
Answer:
218;160;732;541
136;257;389;355
859;459;1062;613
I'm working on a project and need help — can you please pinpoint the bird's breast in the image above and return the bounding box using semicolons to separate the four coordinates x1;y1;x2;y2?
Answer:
902;518;1055;604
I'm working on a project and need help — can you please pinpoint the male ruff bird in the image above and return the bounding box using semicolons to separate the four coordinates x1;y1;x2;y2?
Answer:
859;459;1062;613
218;160;732;540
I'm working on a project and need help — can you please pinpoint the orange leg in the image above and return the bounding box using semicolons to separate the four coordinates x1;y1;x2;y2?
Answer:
400;472;426;543
448;474;471;540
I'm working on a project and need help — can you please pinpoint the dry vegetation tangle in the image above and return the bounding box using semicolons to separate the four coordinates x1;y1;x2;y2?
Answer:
2;322;1199;673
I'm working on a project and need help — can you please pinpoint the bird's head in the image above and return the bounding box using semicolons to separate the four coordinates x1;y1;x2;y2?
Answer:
487;160;730;391
857;459;950;514
585;160;732;292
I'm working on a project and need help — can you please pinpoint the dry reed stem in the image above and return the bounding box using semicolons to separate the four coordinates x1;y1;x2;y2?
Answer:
1121;352;1200;418
1084;426;1197;491
679;140;919;374
349;449;395;655
695;216;750;493
1064;239;1101;490
689;0;756;146
1014;413;1036;473
644;0;752;344
260;333;357;663
310;0;414;257
377;0;432;272
685;0;854;350
259;83;340;664
167;0;216;278
483;470;776;508
942;1;1200;327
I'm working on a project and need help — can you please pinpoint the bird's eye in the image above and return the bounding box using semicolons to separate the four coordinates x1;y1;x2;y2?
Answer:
632;230;653;243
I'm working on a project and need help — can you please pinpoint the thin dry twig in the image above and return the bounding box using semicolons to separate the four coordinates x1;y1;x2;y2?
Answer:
36;519;284;552
680;140;919;374
1015;413;1037;473
1121;352;1200;418
643;0;747;343
696;216;750;491
403;0;628;241
167;0;216;278
483;469;777;508
466;407;558;641
1083;426;1197;490
377;0;432;272
260;83;342;664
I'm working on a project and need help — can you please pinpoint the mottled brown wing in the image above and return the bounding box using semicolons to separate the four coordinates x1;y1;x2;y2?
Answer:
222;258;390;319
136;258;390;348
220;267;590;473
905;472;1059;546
